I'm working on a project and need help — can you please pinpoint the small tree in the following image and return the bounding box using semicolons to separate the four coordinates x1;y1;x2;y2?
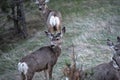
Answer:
1;0;28;38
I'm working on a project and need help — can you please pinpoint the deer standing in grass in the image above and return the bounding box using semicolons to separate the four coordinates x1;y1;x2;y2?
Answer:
35;0;65;39
18;28;65;80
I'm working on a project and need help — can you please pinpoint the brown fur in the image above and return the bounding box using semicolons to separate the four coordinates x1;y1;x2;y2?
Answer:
81;37;120;80
83;61;120;80
19;45;61;80
38;0;62;34
46;10;62;34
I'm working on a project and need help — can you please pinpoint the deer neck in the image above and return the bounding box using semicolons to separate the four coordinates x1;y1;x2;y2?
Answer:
50;45;61;57
42;7;51;21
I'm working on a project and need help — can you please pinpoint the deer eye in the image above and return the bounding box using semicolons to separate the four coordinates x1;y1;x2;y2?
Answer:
56;37;61;41
114;47;118;51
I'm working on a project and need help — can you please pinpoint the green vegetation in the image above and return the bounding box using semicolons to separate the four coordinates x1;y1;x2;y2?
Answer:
0;0;120;80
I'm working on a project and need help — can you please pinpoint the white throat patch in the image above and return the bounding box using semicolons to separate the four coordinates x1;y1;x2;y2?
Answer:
49;16;60;27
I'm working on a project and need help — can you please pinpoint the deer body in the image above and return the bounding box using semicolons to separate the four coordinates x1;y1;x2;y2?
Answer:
82;37;120;80
18;45;61;80
36;0;62;35
81;60;120;80
44;8;62;34
48;11;62;34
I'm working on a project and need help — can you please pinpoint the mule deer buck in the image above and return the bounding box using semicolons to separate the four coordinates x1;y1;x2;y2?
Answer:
18;28;65;80
35;0;65;39
62;44;82;80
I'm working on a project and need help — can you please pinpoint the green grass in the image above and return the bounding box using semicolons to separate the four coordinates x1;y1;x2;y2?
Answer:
0;0;120;79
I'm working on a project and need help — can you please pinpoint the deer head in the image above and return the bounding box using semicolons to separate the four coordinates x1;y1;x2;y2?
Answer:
107;36;120;55
45;27;66;46
35;0;49;12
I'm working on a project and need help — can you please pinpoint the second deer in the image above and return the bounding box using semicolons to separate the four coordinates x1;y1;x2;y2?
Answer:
35;0;65;39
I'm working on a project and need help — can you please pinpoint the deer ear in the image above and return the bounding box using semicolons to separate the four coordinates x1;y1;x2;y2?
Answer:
44;31;53;39
59;27;66;38
44;31;51;37
107;39;114;47
62;27;66;34
45;0;49;3
117;36;120;42
45;31;49;36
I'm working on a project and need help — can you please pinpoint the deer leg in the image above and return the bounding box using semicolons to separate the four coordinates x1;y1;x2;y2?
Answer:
26;72;34;80
48;65;53;80
57;25;60;33
21;73;29;80
21;72;26;80
49;26;54;34
44;70;48;80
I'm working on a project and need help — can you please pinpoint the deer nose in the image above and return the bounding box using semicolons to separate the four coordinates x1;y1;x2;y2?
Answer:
39;8;42;10
39;6;42;10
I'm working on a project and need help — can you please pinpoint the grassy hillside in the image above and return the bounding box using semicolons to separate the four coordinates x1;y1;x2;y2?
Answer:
0;0;120;80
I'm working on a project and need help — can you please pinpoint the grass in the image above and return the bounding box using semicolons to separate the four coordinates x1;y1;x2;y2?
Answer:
0;0;120;80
